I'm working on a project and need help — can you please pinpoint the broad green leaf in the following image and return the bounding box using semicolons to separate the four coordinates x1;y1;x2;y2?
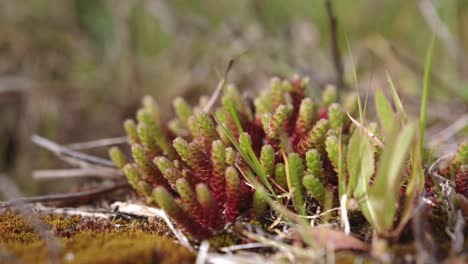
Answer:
346;128;377;228
369;121;418;231
374;88;394;136
347;128;375;198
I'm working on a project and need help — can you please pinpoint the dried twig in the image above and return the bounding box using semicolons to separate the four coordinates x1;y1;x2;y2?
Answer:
65;136;128;150
325;0;345;90
203;58;235;113
33;168;123;180
32;134;116;168
340;194;351;235
219;243;270;253
196;241;210;264
428;154;454;185
206;251;272;264
241;230;317;260
0;181;130;209
347;113;384;148
427;153;455;211
296;207;340;219
110;202;194;251
29;204;136;220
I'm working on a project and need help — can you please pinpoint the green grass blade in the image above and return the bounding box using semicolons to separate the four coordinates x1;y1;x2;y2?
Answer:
345;34;363;123
386;73;408;124
240;133;276;195
214;112;276;196
224;98;244;134
420;37;435;156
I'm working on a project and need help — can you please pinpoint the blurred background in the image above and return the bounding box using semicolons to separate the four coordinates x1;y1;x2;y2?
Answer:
1;0;467;195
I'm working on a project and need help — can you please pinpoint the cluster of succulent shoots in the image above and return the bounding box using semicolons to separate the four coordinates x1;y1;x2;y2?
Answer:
108;76;349;239
109;75;467;240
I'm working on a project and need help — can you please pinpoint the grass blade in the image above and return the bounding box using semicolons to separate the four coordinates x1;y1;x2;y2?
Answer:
386;73;408;124
345;34;363;124
214;108;276;196
420;36;435;156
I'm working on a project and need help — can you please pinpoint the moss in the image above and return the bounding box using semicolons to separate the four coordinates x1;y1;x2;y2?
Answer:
208;231;241;249
0;211;194;264
206;219;271;249
62;230;193;264
0;212;41;243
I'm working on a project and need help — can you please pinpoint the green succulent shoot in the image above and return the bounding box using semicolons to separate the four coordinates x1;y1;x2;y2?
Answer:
108;72;458;245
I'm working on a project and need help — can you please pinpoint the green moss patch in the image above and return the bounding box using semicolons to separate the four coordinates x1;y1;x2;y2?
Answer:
0;211;194;264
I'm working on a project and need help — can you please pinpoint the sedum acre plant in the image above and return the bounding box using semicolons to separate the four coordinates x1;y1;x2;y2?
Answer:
109;74;468;242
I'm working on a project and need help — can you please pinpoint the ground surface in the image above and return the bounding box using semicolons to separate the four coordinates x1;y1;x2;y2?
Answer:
0;210;194;264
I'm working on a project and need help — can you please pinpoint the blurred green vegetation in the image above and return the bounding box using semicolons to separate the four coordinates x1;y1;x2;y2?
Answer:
0;0;467;194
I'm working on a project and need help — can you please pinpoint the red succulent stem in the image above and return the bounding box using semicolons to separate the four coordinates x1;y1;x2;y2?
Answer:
176;179;209;228
287;77;305;135
210;176;226;209
187;142;213;185
226;167;241;223
244;118;264;155
226;189;240;223
318;107;328;120
455;168;468;197
238;180;253;212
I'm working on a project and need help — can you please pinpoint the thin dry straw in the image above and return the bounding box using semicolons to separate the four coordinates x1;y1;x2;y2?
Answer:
32;134;116;168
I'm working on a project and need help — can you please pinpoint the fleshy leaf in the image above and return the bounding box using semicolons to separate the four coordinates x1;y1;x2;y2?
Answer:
287;153;305;215
369;121;418;231
374;88;394;136
347;128;374;197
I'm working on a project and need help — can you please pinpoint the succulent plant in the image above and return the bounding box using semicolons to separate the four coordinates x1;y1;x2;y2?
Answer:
109;74;465;240
109;75;351;238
